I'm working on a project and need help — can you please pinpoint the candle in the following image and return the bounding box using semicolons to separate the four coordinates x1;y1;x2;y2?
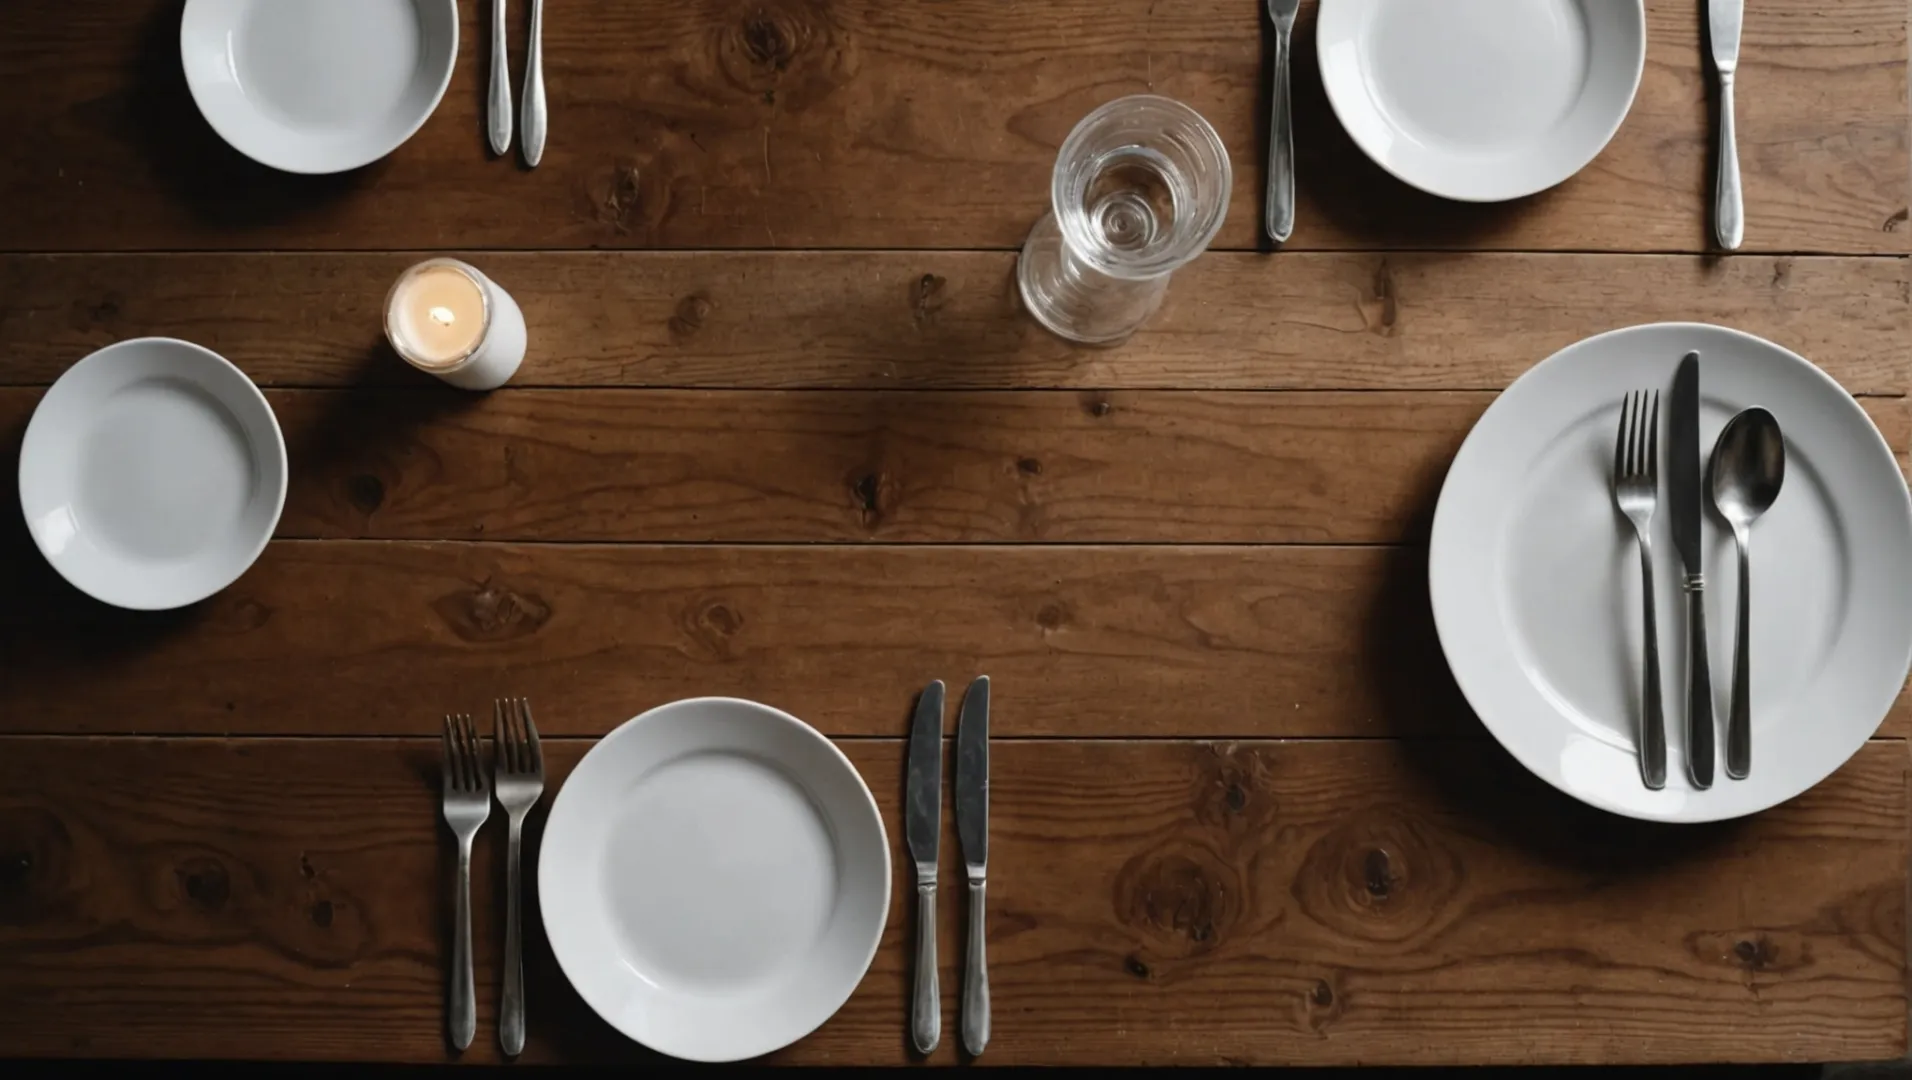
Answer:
384;258;526;390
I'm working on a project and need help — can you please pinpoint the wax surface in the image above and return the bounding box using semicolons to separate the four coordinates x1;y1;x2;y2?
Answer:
389;264;487;367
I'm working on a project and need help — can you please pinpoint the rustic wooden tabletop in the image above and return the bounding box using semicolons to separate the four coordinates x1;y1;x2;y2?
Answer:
0;0;1907;1066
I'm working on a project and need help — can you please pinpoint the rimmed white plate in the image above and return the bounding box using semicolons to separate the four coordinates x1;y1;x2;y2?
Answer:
1431;324;1912;822
19;338;287;612
181;0;458;174
540;698;891;1062
1318;0;1646;201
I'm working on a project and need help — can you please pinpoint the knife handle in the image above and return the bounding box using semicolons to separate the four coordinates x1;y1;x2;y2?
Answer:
1686;576;1716;788
911;881;939;1054
962;877;989;1056
1714;70;1742;250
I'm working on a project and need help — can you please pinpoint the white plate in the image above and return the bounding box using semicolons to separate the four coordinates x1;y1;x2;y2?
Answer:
19;338;287;612
1431;324;1912;822
540;698;891;1062
1317;0;1645;201
180;0;458;174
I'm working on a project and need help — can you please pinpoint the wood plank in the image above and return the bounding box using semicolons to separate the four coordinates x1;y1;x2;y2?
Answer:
1;253;1903;392
3;535;1906;741
0;1;1900;253
4;387;1900;547
0;736;1900;1064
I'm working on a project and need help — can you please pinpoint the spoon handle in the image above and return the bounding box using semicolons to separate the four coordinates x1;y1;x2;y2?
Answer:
1726;533;1752;779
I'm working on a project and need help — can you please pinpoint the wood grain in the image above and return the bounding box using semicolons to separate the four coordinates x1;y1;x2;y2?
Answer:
0;1;1901;253
1;252;1904;392
6;386;1901;546
0;736;1900;1064
3;536;1905;741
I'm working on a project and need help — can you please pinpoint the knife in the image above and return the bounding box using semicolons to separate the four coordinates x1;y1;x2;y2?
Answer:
955;675;990;1056
1709;0;1743;249
1670;352;1716;788
905;680;945;1055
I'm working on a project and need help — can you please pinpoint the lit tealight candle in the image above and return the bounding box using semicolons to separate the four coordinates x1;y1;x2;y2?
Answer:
384;258;526;390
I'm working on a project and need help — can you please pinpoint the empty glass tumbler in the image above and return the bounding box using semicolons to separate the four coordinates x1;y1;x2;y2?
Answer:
1017;95;1233;345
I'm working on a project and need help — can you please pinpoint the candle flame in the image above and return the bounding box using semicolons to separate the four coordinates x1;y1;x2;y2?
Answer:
429;305;456;327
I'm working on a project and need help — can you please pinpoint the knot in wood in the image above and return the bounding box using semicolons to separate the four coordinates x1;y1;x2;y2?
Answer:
432;579;553;643
1113;847;1241;956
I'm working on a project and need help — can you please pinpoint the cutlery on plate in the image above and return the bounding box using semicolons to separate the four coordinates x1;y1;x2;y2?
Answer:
522;0;547;167
1710;408;1785;780
488;0;512;155
956;676;990;1056
1670;351;1716;788
441;713;491;1051
905;680;945;1055
1264;0;1300;243
1613;390;1667;791
493;698;545;1056
1709;0;1743;249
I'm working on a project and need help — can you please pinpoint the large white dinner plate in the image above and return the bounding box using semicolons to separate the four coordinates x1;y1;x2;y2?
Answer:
1318;0;1645;201
1430;324;1912;823
540;698;891;1062
19;337;287;611
181;0;458;174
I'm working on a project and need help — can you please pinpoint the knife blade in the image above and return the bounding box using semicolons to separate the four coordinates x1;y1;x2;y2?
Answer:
905;680;944;1054
1708;0;1744;248
1670;352;1716;788
955;675;990;1056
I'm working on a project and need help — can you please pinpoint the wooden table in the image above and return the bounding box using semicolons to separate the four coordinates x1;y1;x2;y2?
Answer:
1;0;1907;1066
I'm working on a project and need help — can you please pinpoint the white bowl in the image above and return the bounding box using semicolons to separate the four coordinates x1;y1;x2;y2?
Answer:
180;0;458;174
18;338;287;611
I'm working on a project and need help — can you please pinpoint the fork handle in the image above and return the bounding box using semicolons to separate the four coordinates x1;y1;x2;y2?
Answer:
1686;576;1717;788
1634;537;1667;790
501;815;526;1056
451;836;476;1050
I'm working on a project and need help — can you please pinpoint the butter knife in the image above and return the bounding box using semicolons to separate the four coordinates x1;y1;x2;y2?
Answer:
521;0;547;167
1709;0;1743;249
487;0;511;155
1264;0;1299;243
905;680;944;1055
1670;351;1716;788
956;676;990;1056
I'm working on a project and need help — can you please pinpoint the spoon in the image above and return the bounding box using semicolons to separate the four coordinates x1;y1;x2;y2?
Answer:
1709;407;1785;781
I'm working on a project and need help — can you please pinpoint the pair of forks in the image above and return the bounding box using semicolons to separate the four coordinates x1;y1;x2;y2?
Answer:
443;699;545;1055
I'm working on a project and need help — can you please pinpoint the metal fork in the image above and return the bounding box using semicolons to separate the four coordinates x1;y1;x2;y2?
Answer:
442;713;491;1050
1613;390;1668;791
494;698;545;1057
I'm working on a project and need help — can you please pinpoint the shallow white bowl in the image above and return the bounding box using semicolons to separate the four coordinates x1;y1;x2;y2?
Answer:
180;0;458;174
19;338;287;611
540;698;891;1062
1318;0;1646;202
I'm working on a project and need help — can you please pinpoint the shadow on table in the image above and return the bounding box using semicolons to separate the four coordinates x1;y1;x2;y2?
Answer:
116;0;374;232
1357;451;1746;872
1256;4;1567;253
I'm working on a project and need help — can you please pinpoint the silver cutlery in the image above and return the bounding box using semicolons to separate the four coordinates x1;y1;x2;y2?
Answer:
493;698;545;1056
1613;390;1667;791
441;713;491;1051
488;0;512;156
905;680;945;1054
522;0;547;167
1709;0;1743;249
1670;351;1716;788
1710;408;1785;780
1264;0;1300;243
956;676;990;1056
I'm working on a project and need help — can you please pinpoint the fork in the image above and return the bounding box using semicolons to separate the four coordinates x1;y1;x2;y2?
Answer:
1264;0;1300;242
1613;390;1668;791
494;698;546;1057
442;713;491;1050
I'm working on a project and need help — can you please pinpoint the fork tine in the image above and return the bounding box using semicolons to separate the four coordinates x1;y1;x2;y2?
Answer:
1614;391;1630;482
443;715;458;791
494;699;513;774
459;713;481;792
1646;390;1660;484
519;698;542;773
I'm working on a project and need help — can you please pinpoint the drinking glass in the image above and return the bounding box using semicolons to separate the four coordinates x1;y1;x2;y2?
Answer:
1017;95;1232;345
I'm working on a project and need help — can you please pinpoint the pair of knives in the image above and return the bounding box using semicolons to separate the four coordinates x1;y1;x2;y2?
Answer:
1669;352;1717;788
906;677;989;1057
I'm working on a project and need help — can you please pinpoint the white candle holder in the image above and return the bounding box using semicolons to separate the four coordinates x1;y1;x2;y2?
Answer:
384;258;527;390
